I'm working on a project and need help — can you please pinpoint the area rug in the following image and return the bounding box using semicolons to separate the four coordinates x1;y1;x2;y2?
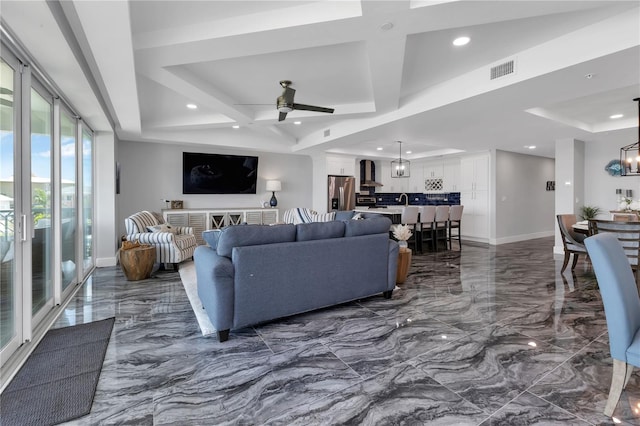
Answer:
178;261;216;336
0;317;115;426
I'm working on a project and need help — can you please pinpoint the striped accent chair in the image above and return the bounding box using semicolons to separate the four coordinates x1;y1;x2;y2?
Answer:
124;211;197;268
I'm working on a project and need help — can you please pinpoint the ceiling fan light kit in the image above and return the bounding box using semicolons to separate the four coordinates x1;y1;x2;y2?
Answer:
276;80;334;122
619;97;640;176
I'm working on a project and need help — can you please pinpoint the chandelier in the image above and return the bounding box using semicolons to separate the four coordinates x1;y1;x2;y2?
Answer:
391;141;410;178
620;97;640;176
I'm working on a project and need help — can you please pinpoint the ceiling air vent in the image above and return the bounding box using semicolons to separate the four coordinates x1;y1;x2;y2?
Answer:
490;60;515;80
324;129;331;137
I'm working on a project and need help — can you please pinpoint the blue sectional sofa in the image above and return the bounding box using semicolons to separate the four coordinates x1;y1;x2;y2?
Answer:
194;216;398;342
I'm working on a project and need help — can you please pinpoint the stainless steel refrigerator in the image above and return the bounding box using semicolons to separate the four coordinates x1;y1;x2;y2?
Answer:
328;175;355;211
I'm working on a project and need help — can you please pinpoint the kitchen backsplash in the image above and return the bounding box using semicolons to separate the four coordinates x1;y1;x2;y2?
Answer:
372;192;461;206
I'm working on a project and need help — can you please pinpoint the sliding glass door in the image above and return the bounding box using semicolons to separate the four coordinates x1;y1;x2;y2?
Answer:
0;43;95;368
82;128;93;274
60;110;76;291
30;84;54;321
0;54;21;364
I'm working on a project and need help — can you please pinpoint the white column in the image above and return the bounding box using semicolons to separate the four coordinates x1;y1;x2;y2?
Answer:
554;138;585;253
311;153;328;214
95;131;117;266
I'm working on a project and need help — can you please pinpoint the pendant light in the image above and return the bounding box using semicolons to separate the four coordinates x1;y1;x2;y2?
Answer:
391;141;410;178
620;97;640;176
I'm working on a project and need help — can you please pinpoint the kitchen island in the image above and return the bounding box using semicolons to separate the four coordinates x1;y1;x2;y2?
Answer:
354;207;404;224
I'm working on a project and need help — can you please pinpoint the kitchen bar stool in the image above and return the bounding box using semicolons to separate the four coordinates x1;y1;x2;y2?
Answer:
448;205;464;250
401;206;420;252
418;206;436;253
434;205;450;251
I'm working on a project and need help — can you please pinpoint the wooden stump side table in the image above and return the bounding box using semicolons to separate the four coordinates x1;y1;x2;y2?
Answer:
396;247;412;284
119;246;156;281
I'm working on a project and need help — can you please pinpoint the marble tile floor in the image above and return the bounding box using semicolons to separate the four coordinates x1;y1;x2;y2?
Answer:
50;237;640;425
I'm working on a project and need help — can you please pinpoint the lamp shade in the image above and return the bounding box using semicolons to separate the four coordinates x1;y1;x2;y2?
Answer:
266;180;281;192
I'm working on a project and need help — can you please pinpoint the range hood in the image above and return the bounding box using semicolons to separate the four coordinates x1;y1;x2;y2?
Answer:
360;160;383;187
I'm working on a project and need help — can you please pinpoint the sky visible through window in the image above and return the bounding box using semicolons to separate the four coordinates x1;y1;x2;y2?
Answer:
0;132;81;182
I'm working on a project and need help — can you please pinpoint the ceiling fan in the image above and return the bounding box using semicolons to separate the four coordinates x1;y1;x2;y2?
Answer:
276;80;334;122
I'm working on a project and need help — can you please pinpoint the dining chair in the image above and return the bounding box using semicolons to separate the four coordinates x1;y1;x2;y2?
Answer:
556;214;587;272
589;219;640;283
418;206;436;253
401;206;420;252
448;205;464;250
584;233;640;417
434;205;450;252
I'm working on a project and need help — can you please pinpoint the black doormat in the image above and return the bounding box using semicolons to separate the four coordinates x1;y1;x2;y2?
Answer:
0;317;115;426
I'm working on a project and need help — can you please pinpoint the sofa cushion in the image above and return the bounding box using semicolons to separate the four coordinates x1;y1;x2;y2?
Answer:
296;221;345;242
334;210;355;221
344;216;392;237
216;224;297;257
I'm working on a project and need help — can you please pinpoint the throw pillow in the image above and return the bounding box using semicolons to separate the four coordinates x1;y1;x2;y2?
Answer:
310;212;336;222
147;224;176;234
202;229;222;249
283;208;317;224
150;211;166;224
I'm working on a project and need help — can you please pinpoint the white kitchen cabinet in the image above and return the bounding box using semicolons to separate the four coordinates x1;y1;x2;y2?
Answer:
407;164;424;193
459;153;490;240
379;161;396;192
443;159;461;192
326;155;356;176
460;190;489;240
423;161;444;178
460;154;489;192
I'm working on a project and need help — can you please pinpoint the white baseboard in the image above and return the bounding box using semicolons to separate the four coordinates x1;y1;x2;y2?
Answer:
490;230;555;245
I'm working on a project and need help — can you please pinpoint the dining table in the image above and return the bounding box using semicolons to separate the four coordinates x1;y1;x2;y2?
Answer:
572;220;589;235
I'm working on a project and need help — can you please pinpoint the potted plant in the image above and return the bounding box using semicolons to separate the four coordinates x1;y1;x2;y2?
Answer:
392;224;413;250
580;205;601;221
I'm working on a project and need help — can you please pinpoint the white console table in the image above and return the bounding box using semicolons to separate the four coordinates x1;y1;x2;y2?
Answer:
162;208;279;245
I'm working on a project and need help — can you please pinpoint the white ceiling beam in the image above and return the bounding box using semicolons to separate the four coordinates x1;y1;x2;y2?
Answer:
292;9;640;153
133;1;363;50
70;0;141;134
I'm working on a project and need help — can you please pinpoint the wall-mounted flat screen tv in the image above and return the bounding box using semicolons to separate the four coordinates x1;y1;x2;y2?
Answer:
183;152;258;194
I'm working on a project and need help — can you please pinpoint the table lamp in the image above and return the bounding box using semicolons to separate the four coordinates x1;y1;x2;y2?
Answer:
266;180;281;208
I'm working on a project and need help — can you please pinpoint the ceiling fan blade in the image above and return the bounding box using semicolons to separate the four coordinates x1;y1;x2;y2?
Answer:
293;103;334;114
278;111;288;122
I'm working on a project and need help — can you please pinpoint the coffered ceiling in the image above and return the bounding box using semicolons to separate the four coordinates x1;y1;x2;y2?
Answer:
2;1;639;160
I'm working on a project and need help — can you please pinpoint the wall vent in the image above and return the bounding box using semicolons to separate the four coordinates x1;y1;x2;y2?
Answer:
324;129;331;137
490;60;515;80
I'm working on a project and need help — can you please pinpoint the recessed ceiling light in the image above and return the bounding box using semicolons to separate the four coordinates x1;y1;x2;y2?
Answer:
232;125;240;129
524;145;536;150
376;147;383;151
453;36;470;46
610;114;624;119
186;103;198;109
584;73;594;79
380;22;394;31
293;121;302;125
406;151;412;154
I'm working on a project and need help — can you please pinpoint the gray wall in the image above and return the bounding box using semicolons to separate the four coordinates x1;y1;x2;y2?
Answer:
116;140;313;236
584;128;640;216
495;150;555;243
